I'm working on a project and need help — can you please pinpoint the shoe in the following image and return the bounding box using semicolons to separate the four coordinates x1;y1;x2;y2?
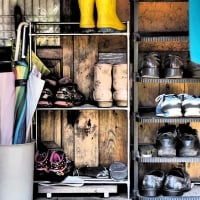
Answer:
155;94;182;117
139;144;157;157
188;61;200;78
163;168;191;196
140;169;165;197
34;150;50;181
156;124;177;157
35;150;49;172
54;78;85;107
139;52;161;78
96;0;126;32
78;0;95;32
178;93;200;117
38;73;58;107
49;151;67;174
177;124;199;156
164;54;184;78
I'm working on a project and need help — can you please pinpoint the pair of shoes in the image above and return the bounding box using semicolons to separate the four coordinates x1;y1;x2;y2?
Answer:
54;77;85;107
155;93;200;117
156;124;199;157
34;150;74;182
140;168;191;197
139;53;184;78
38;76;85;108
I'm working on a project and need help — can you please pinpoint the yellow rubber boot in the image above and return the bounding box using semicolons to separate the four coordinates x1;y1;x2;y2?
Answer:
96;0;126;32
78;0;95;30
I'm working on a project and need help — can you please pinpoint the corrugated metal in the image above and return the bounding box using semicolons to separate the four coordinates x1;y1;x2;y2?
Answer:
0;0;60;46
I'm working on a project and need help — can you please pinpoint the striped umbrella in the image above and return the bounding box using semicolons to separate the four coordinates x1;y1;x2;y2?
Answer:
13;22;29;144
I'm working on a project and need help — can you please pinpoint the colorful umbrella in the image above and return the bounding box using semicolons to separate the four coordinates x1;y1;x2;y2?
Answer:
13;22;29;144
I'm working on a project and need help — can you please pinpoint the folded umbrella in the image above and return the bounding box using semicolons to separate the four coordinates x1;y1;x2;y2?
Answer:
26;65;45;142
13;22;29;144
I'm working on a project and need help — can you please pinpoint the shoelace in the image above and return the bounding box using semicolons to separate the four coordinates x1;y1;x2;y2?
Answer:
155;94;177;104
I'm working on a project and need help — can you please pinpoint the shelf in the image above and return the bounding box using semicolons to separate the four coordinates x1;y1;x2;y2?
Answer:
136;112;200;123
136;76;200;84
133;31;188;42
137;154;200;163
30;21;130;36
137;184;200;200
37;104;130;111
134;0;188;2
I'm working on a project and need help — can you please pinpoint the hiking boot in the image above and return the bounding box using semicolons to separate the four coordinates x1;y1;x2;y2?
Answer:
156;124;177;157
177;124;199;156
163;168;191;196
164;54;184;78
140;169;165;197
139;52;161;78
155;94;182;117
178;93;200;117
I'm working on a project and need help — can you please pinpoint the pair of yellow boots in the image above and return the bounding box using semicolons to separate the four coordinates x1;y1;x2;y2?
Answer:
78;0;126;32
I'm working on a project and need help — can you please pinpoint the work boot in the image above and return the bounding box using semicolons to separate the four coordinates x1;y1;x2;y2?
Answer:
96;0;126;32
93;63;112;107
78;0;95;33
113;63;128;106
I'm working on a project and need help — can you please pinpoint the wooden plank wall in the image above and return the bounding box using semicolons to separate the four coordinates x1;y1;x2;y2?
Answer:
138;2;200;180
37;0;130;168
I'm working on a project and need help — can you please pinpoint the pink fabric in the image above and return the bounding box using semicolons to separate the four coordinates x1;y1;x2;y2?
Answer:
0;72;15;145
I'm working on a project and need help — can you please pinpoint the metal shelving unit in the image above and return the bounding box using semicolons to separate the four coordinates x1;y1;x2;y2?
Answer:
30;22;131;199
132;0;200;199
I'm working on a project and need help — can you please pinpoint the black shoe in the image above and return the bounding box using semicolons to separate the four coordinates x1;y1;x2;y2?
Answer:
140;169;165;197
139;52;161;78
156;124;177;157
164;54;184;78
177;124;199;156
163;168;191;196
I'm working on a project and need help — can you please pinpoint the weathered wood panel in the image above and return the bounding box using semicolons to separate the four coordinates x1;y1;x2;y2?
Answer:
74;110;99;167
99;111;128;166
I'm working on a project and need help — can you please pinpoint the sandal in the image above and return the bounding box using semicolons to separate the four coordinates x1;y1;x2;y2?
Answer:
54;81;85;107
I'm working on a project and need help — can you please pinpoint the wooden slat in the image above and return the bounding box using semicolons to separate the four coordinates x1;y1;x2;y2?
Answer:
99;111;127;166
74;110;99;167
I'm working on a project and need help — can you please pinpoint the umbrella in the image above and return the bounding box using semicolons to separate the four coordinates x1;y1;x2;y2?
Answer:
13;22;29;144
0;46;15;145
25;65;45;142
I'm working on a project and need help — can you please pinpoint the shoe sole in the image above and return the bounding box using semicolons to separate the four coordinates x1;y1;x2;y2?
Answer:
158;147;176;157
141;188;161;197
184;108;200;117
156;108;182;117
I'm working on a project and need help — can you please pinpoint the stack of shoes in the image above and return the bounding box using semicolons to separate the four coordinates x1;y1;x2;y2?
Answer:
140;168;191;197
155;93;200;117
34;149;74;182
139;52;161;78
38;75;85;108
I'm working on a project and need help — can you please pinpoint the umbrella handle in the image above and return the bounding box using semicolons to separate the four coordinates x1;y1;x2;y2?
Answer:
14;22;29;61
